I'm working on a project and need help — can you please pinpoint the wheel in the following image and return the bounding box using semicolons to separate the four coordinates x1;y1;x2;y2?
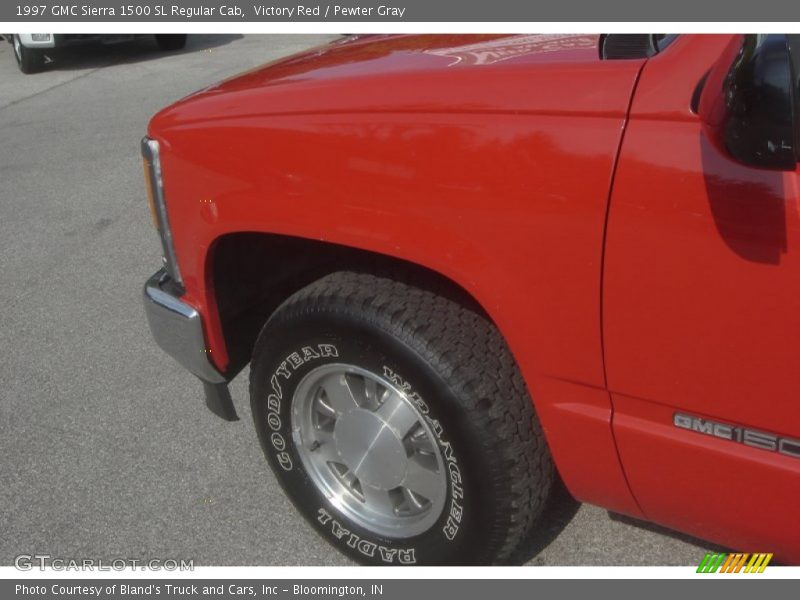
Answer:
249;271;553;565
154;35;187;51
12;35;45;74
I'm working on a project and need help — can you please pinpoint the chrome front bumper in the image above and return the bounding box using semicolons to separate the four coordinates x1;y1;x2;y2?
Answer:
143;269;226;384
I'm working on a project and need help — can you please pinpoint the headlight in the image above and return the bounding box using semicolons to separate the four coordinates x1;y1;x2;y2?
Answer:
141;137;184;290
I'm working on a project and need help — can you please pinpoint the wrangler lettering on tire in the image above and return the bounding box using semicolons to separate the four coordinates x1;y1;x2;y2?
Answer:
249;272;553;565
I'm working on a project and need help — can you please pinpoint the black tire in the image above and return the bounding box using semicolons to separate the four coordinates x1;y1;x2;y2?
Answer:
249;271;553;565
154;34;187;51
12;35;45;74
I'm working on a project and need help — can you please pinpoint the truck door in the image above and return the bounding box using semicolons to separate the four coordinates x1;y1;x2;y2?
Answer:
603;34;800;558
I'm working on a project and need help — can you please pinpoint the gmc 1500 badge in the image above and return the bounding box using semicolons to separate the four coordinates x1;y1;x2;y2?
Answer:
674;414;800;460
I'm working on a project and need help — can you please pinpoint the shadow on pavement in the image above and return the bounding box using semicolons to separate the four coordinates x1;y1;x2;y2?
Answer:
607;512;732;558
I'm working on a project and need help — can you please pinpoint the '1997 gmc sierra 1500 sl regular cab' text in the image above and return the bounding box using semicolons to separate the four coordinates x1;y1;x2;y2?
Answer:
141;34;800;565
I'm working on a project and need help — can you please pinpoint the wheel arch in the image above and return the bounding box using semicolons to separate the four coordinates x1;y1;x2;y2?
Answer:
205;231;495;378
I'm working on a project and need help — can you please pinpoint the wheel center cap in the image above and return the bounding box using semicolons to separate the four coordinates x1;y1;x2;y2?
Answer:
334;408;407;489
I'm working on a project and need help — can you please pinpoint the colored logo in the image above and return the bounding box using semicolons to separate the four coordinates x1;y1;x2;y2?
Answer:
697;553;772;573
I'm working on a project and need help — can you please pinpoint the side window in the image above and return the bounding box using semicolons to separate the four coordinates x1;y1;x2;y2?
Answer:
789;35;800;156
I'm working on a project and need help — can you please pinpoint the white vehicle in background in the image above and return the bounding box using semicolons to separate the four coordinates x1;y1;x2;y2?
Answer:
5;34;188;73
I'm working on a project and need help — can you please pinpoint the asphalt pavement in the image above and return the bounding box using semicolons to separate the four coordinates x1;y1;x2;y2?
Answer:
0;34;715;566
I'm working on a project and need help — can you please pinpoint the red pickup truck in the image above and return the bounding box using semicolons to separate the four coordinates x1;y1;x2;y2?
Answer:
142;34;800;565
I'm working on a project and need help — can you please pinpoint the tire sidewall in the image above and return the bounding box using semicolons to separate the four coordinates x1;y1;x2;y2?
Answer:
13;36;45;73
12;35;22;63
251;312;488;565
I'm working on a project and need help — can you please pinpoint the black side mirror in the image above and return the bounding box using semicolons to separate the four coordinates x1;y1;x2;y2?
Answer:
698;34;798;171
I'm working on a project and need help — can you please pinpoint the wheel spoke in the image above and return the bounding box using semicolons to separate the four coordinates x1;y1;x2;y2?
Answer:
312;426;334;446
402;458;442;501
314;395;337;419
375;391;419;438
402;487;428;511
361;484;398;515
407;424;436;455
338;466;359;489
363;377;382;409
320;373;359;415
312;439;340;465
